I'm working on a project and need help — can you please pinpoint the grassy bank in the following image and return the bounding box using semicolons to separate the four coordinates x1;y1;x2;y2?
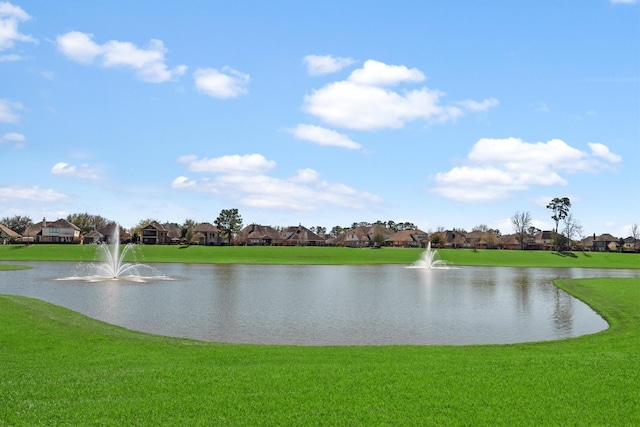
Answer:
1;244;638;268
1;277;639;425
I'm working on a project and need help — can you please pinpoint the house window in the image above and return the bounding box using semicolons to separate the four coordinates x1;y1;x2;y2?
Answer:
49;227;60;233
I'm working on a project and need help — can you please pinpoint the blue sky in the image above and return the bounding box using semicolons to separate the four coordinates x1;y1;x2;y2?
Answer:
1;0;638;237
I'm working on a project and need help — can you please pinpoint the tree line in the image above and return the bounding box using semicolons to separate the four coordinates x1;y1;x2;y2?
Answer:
2;196;638;249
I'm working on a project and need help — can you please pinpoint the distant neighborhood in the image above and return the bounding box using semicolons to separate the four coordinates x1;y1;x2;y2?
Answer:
0;216;638;253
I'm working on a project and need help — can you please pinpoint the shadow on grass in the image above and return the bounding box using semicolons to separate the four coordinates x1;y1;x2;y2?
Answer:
552;251;578;258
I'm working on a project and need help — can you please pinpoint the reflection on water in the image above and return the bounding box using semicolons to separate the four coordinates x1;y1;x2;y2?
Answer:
1;262;638;346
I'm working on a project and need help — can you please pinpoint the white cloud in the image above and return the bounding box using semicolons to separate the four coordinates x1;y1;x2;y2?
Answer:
304;54;356;75
348;60;425;86
610;0;638;4
288;124;361;150
51;162;100;180
0;53;21;61
0;98;22;122
0;131;25;148
0;184;68;202
0;1;36;51
56;31;187;83
303;59;497;130
193;67;250;98
588;142;622;163
430;138;622;202
173;154;381;211
178;153;275;175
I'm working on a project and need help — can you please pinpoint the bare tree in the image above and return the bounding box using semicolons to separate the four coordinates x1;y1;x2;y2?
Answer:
631;223;639;252
511;211;532;250
562;214;582;251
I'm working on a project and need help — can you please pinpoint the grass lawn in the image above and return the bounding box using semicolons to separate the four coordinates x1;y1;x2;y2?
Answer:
1;244;638;424
1;243;639;268
1;277;639;425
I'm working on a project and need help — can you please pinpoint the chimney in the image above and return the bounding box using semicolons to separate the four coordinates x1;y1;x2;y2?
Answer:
42;217;47;227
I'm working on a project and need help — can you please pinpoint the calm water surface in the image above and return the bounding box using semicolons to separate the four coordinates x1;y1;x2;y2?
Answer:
1;262;638;345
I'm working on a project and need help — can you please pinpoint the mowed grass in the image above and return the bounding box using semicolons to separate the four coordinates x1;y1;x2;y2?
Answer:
1;243;639;268
1;277;639;425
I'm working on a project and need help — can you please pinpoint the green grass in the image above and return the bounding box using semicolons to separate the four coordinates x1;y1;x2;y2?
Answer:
1;277;639;425
1;244;639;268
0;264;31;271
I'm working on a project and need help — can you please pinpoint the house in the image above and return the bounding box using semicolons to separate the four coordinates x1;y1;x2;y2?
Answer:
328;224;394;247
0;223;20;244
38;218;81;243
592;233;619;252
82;229;104;244
282;225;325;246
141;221;168;245
98;223;131;244
387;229;428;248
192;222;220;245
239;224;283;246
443;230;467;248
623;236;638;252
164;223;183;244
500;234;520;250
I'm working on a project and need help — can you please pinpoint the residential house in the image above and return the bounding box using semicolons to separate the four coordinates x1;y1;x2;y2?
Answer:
444;230;467;248
0;223;20;244
592;233;619;252
164;223;183;244
22;222;43;243
39;218;81;243
282;225;325;246
83;229;104;244
192;222;220;245
239;224;283;246
141;221;168;245
500;234;520;250
98;223;131;244
387;229;428;248
328;224;394;247
623;236;638;252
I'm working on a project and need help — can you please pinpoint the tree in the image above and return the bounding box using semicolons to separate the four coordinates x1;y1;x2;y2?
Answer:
182;219;196;245
329;226;345;238
631;223;639;252
429;231;447;248
472;224;489;232
546;197;571;251
0;215;32;235
511;211;533;250
371;233;386;247
311;226;326;236
215;209;243;245
67;212;110;235
562;214;582;251
481;230;500;249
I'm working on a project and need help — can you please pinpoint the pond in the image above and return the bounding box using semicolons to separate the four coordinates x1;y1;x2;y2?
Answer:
1;262;638;345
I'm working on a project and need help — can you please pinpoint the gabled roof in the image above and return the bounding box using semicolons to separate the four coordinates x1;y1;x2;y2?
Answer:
283;225;325;242
239;224;282;241
388;229;428;243
0;224;20;238
47;218;81;231
331;224;394;244
596;233;619;242
194;222;218;233
143;221;167;231
23;223;43;237
84;230;104;238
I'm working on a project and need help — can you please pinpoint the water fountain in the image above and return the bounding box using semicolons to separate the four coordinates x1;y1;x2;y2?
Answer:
410;241;451;268
58;224;170;282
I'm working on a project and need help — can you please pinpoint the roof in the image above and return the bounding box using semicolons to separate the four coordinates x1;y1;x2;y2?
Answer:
331;224;394;244
23;223;43;237
143;221;167;231
194;222;218;233
283;225;325;242
0;224;20;238
388;229;428;243
47;218;81;231
240;224;282;241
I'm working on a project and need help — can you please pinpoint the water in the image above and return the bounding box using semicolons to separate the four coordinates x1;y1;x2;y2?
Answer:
2;262;637;345
58;225;171;283
411;241;451;268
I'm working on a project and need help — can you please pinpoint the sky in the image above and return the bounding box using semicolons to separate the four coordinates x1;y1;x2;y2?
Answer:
1;0;639;237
